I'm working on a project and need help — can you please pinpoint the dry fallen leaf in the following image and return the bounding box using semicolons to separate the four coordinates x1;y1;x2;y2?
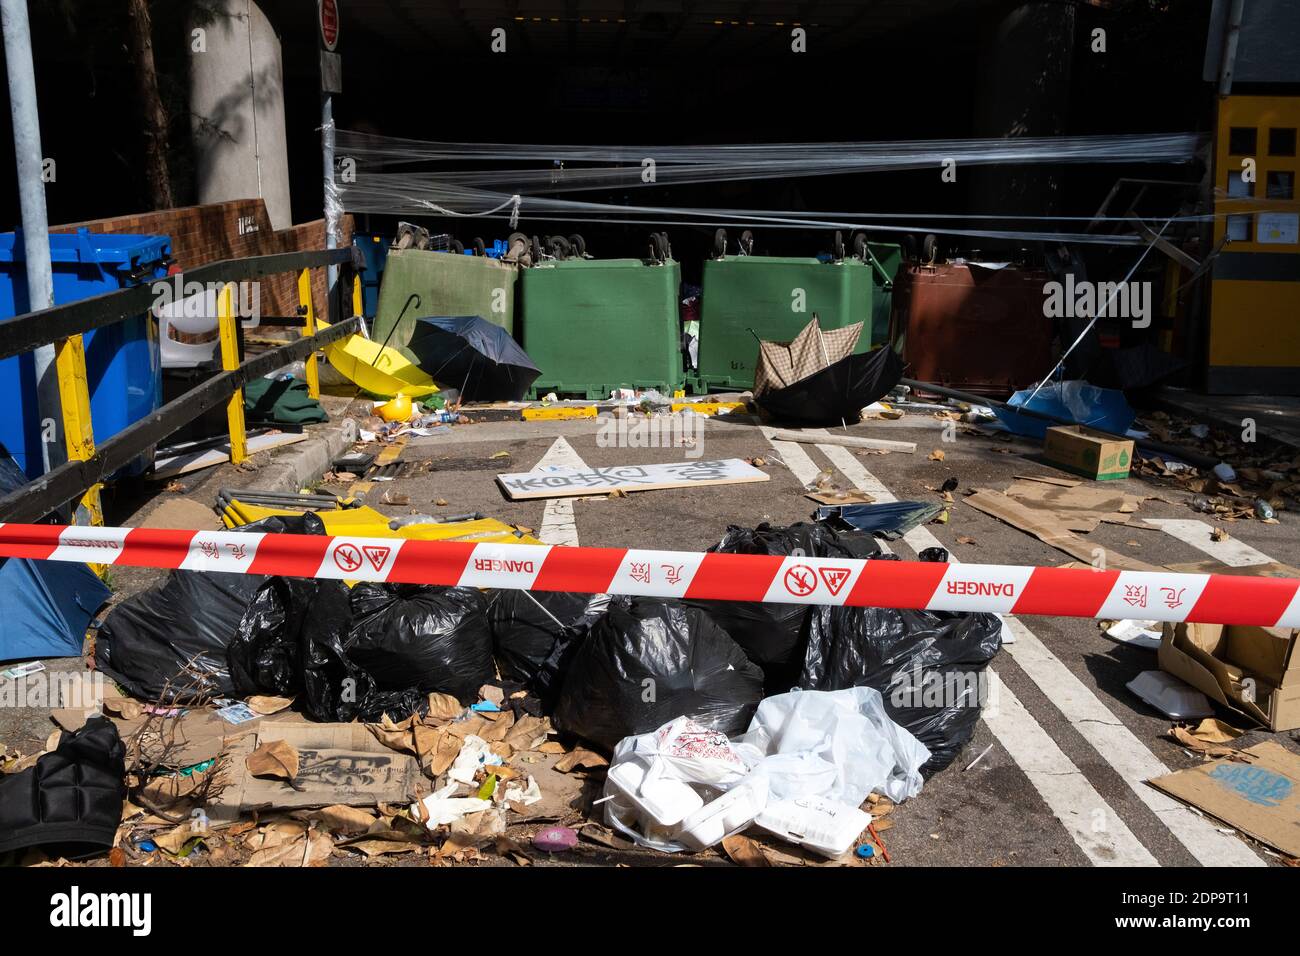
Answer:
296;805;377;836
246;740;300;781
722;834;771;867
1211;527;1229;542
554;748;609;773
246;829;334;867
246;695;294;716
929;449;946;462
956;535;977;546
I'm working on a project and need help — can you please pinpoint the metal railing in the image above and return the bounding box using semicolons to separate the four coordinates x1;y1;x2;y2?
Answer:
0;246;362;524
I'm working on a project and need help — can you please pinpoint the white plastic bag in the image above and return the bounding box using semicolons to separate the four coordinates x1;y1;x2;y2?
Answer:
735;687;929;805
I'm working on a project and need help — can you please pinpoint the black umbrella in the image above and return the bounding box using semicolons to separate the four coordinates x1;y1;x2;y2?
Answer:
406;315;541;402
754;345;905;426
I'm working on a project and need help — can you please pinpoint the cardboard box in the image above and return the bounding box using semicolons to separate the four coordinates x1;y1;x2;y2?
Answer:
1159;621;1300;731
1043;425;1134;481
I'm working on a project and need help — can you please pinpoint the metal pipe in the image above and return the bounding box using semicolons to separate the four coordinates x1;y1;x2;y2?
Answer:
898;377;1220;469
322;93;338;300
1;0;63;474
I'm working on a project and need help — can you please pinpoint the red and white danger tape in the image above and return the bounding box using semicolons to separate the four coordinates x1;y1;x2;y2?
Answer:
0;522;1295;628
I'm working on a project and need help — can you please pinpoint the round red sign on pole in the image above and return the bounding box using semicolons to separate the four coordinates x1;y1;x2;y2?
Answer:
319;0;340;51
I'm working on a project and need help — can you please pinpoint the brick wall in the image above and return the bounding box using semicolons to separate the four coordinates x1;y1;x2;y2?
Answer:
52;199;354;320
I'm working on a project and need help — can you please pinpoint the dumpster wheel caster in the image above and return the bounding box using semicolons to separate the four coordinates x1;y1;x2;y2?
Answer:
712;228;728;259
922;233;938;265
739;229;754;256
831;230;845;262
568;234;587;258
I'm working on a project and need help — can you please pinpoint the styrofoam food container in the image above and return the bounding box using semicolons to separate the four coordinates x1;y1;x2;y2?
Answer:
607;759;705;827
676;778;768;850
756;796;872;858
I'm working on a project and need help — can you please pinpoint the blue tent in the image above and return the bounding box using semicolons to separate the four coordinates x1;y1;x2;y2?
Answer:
0;449;110;663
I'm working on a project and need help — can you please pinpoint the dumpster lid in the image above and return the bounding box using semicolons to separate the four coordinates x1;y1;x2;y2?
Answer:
0;228;171;268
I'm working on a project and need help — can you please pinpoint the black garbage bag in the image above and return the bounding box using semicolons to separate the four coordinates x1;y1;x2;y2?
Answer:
0;716;125;856
348;582;494;705
552;598;764;750
799;606;1003;774
96;571;267;702
686;521;880;693
229;578;492;722
486;589;615;704
93;516;316;703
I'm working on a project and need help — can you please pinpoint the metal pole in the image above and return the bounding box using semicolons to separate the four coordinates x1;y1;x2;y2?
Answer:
322;91;338;304
1;0;64;474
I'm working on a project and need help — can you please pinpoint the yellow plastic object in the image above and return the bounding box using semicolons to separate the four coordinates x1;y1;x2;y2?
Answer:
377;395;413;422
322;324;440;399
669;401;746;416
400;518;542;546
220;497;540;545
522;405;596;421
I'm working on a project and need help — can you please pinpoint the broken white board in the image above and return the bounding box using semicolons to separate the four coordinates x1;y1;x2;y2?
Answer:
153;431;308;479
497;458;770;500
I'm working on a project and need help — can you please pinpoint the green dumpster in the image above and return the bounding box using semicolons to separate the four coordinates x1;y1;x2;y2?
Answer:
695;242;900;391
522;257;684;399
372;249;517;353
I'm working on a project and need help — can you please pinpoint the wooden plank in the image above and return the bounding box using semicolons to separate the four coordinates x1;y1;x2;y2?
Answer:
765;428;916;453
498;457;769;500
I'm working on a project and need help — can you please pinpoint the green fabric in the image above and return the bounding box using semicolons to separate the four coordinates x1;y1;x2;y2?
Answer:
244;377;328;424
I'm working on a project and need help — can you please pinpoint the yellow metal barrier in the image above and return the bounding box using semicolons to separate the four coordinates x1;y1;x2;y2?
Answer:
217;283;249;464
298;269;320;400
53;334;103;527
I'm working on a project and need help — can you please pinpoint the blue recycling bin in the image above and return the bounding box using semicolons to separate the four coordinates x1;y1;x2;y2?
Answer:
353;233;389;319
0;228;170;478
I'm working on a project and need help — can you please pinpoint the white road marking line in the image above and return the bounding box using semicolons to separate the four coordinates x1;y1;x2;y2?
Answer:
1143;518;1275;567
820;446;1263;867
532;437;586;546
983;670;1158;866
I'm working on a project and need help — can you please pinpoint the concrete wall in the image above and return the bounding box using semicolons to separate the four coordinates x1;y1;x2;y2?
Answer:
187;0;292;230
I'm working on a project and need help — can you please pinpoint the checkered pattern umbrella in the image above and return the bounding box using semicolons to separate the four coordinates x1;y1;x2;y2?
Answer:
753;316;863;397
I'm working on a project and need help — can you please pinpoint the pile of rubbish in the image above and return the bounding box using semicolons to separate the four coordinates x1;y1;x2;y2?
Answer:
1;517;1003;867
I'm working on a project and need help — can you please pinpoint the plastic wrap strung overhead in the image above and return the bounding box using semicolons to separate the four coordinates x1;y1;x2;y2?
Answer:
332;129;1206;244
334;130;1205;193
335;180;1160;245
